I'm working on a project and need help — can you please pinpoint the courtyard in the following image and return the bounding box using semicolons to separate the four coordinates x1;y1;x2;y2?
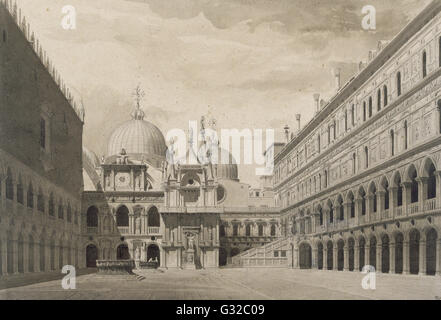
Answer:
0;268;440;300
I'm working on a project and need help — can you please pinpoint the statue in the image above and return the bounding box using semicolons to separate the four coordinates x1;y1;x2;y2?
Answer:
186;232;195;251
141;243;147;261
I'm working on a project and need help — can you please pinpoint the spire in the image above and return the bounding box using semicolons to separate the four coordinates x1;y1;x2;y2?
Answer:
130;84;145;120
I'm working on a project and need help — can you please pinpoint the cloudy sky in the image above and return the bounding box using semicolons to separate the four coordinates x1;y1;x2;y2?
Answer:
17;0;431;186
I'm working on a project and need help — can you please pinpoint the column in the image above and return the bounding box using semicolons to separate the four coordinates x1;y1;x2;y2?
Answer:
416;177;428;208
377;190;386;218
312;247;318;269
403;241;410;274
419;239;426;276
333;245;338;271
376;244;382;273
129;214;134;234
389;242;396;274
354;245;360;272
389;187;397;218
364;243;369;269
436;239;441;276
24;239;29;273
323;247;328;270
12;239;18;274
402;181;412;216
343;244;349;271
0;238;7;275
293;244;299;269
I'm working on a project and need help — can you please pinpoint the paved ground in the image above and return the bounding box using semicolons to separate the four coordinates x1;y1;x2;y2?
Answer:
1;268;440;300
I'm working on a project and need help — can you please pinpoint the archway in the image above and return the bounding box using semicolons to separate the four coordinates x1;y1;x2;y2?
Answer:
147;244;160;266
219;248;227;266
317;242;323;270
426;228;437;276
148;206;160;227
348;238;355;271
326;241;333;270
86;244;98;267
337;240;344;271
369;236;377;270
381;234;390;273
117;244;130;260
409;229;420;275
299;243;312;269
359;237;366;271
395;233;404;274
116;206;129;227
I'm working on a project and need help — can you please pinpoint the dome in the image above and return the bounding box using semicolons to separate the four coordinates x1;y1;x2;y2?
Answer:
107;106;166;163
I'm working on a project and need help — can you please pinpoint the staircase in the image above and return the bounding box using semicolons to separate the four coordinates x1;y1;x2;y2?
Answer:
230;238;290;268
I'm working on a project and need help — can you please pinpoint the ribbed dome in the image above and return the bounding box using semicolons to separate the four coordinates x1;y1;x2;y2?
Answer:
107;107;166;160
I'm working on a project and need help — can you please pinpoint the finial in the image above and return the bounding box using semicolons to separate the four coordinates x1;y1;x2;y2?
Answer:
131;84;145;120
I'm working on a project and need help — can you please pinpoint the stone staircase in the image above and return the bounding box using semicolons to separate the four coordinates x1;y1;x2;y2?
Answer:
230;237;290;268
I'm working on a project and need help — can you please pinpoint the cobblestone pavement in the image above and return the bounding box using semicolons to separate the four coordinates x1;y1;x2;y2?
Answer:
1;268;440;300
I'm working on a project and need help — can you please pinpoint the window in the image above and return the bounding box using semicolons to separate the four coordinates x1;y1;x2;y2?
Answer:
397;72;402;96
404;121;408;150
115;206;128;227
324;170;328;188
37;190;44;212
319;208;323;226
233;224;238;236
360;189;366;216
368;97;373;118
333;120;336;139
87;206;99;227
364;147;369;169
270;224;276;236
6;169;13;200
245;224;251;236
384;182;390;210
40;118;46;150
352;153;356;174
383;86;388;107
16;178;23;204
27;184;33;208
422;50;427;78
349;194;355;218
48;193;54;216
390;130;395;156
329;203;334;223
328;125;331;144
258;225;264;236
317;134;321;153
363;102;367;121
58;204;64;219
344;110;348;131
377;89;381;111
428;163;437;200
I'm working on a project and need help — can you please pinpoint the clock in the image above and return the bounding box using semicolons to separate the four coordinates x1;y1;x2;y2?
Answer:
115;172;131;189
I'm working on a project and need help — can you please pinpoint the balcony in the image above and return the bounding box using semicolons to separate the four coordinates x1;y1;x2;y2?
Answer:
87;227;98;234
424;198;437;211
117;226;129;234
381;209;390;220
407;202;420;215
394;207;404;217
147;227;160;235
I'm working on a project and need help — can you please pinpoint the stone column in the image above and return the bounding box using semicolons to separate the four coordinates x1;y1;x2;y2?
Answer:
293;244;299;269
12;239;18;274
23;239;29;273
364;243;369;269
343;244;349;271
402;181;412;216
416;177;428;208
389;187;397;218
312;247;318;269
129;214;134;235
377;190;386;218
333;246;338;271
354;245;360;272
436;239;441;276
0;237;7;275
403;241;410;274
419;240;426;276
389;242;396;274
323;247;328;270
376;244;382;273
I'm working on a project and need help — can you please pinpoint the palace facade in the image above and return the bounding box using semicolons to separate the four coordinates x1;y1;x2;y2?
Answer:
272;0;441;276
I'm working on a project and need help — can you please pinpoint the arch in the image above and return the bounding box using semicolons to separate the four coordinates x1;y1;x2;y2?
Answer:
426;228;437;276
368;182;377;213
147;244;160;267
358;187;367;216
337;239;344;271
86;244;98;267
395;232;404;274
347;190;355;218
407;164;418;203
299;242;312;269
380;177;390;211
348;237;355;271
392;172;403;207
326;241;333;270
409;229;420;275
358;236;366;271
116;205;129;227
381;234;390;273
369;236;377;270
147;206;160;227
117;244;130;260
86;205;99;227
317;242;324;270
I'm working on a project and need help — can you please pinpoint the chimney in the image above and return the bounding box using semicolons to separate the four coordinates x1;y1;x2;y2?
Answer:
284;125;290;143
295;114;301;132
313;93;320;113
333;68;341;91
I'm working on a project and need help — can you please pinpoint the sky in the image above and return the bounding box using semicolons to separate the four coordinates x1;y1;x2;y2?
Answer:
16;0;432;186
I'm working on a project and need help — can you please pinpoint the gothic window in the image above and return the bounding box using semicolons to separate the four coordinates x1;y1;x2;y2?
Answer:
384;181;390;210
6;168;13;200
148;206;160;227
423;50;427;78
360;188;366;216
27;183;33;208
410;167;418;204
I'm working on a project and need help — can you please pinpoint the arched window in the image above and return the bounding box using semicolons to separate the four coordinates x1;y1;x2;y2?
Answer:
86;206;99;227
58;203;64;219
48;193;54;216
319;208;323;226
427;163;437;200
410;167;418;204
324;170;328;188
364;146;369;169
404;121;408;150
37;189;44;212
329;203;334;223
270;224;276;236
360;188;366;216
383;85;388;107
16;177;23;204
349;193;355;218
383;180;390;210
27;183;33;208
422;50;427;78
352;153;356;174
363;102;367;121
116;206;129;227
395;174;403;207
148;206;160;227
258;225;264;236
390;130;395;156
67;203;72;222
351;104;355;126
245;224;251;236
397;72;402;96
370;185;377;213
338;198;344;220
368;97;373;118
377;89;381;111
6;169;13;200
